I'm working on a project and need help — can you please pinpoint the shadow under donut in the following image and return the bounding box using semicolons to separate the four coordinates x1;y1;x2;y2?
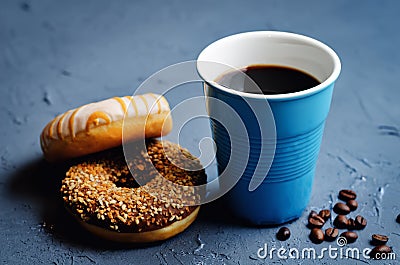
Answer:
6;153;168;249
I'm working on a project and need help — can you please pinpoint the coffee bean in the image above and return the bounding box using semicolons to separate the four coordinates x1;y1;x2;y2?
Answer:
318;209;331;221
371;234;389;246
309;228;324;244
334;215;348;229
346;199;358;211
276;227;291;241
340;231;358;243
347;218;356;230
396;214;400;224
308;214;325;228
369;245;392;259
309;210;318;219
338;189;357;201
333;202;351;215
355;215;367;229
325;227;339;242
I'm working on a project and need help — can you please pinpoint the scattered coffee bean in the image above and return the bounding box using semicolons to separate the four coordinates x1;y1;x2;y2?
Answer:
369;245;392;259
334;215;348;229
308;214;325;228
306;189;372;246
325;227;339;242
346;199;358;211
309;210;318;219
340;231;358;243
347;218;356;230
396;214;400;224
333;202;351;215
355;215;367;230
338;189;357;201
371;234;389;246
310;228;324;244
318;209;331;221
276;227;291;241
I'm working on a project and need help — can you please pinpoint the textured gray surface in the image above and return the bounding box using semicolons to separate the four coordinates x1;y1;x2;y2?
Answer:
0;0;399;264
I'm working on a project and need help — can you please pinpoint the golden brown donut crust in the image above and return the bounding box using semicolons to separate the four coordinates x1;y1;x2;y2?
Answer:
61;140;206;241
41;94;172;162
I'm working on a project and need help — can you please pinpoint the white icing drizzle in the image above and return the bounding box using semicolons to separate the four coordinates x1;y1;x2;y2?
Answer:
42;94;170;142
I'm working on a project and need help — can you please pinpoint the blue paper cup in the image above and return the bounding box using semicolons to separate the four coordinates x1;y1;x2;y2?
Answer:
197;31;341;225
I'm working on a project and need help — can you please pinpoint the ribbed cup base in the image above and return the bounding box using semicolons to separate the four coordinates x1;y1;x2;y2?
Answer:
214;122;325;224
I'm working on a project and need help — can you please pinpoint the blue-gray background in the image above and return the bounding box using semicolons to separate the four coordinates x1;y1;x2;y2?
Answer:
0;0;399;264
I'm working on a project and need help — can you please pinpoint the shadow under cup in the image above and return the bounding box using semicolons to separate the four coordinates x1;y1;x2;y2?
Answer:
197;31;341;225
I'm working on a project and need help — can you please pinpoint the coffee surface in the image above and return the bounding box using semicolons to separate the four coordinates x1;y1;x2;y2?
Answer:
216;64;320;95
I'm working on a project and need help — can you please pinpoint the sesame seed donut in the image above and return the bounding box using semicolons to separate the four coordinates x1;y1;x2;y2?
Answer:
41;94;172;162
61;139;206;243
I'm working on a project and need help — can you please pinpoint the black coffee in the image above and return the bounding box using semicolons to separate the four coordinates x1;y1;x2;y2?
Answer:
216;64;320;95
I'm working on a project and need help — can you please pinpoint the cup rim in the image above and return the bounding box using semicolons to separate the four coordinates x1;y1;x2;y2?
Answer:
197;31;341;101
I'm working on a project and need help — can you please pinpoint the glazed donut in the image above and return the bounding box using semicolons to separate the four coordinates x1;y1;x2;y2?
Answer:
61;139;207;243
40;94;172;162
